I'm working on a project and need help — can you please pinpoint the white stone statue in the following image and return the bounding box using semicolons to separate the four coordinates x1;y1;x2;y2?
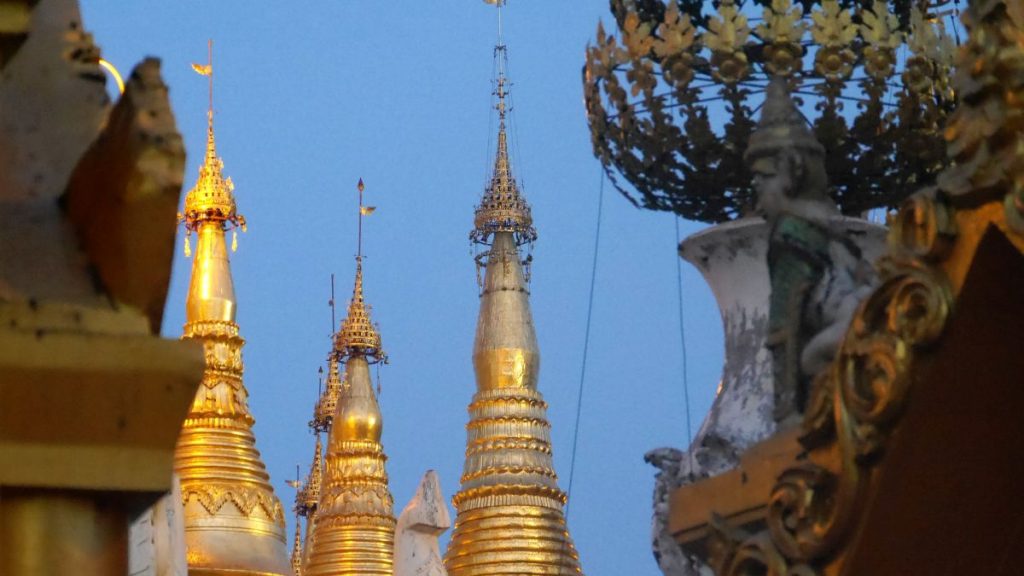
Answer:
394;470;451;576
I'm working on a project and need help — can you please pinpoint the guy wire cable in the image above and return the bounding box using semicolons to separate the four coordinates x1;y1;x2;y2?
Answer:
565;167;604;522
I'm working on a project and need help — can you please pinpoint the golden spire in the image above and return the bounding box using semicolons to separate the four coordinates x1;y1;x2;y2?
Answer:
287;467;305;576
306;181;395;576
470;10;536;248
313;359;344;433
291;510;304;576
445;8;584;574
303;434;324;513
173;40;290;576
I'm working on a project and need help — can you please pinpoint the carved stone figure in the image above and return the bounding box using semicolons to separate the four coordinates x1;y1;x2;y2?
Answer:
394;470;451;576
746;77;878;425
647;78;885;576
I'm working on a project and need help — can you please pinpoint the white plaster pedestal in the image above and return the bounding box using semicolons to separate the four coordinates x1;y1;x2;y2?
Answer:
680;215;886;471
679;217;774;473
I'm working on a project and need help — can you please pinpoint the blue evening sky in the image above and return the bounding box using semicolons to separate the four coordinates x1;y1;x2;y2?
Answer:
81;3;724;574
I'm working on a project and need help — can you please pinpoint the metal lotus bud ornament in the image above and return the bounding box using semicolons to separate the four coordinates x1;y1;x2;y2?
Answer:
584;0;960;223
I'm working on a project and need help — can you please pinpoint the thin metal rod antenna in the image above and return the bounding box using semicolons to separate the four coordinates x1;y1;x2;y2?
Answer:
330;273;336;332
494;2;507;99
497;3;503;49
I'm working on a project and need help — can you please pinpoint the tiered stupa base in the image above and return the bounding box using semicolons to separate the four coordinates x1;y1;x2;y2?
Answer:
446;502;582;575
303;522;394;576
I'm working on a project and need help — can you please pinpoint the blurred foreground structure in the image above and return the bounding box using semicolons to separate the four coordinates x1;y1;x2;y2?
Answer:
0;0;201;573
587;1;1024;574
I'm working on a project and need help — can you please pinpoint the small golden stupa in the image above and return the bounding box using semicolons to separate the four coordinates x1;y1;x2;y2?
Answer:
304;184;396;576
444;16;584;574
173;42;290;576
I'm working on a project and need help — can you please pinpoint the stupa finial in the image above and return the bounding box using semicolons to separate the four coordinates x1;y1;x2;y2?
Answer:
334;179;386;363
179;39;246;256
470;4;536;247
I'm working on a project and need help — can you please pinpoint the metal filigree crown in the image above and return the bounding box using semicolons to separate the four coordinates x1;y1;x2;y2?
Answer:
471;121;537;246
334;260;386;364
584;0;959;222
180;114;246;232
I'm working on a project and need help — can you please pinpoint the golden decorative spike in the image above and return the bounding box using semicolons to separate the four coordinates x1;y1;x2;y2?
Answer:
446;19;584;574
291;511;304;576
304;435;324;513
173;40;290;576
313;358;344;433
305;259;395;576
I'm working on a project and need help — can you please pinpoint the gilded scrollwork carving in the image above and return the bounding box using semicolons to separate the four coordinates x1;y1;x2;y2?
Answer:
890;188;958;262
836;332;908;459
939;0;1024;206
709;515;793;576
765;464;845;563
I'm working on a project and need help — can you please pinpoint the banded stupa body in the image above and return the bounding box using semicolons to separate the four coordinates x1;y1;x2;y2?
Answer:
305;261;396;576
444;39;583;575
173;63;289;575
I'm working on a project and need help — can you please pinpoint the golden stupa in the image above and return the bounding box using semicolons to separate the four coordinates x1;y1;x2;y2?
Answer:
173;43;290;576
444;32;584;575
304;204;397;575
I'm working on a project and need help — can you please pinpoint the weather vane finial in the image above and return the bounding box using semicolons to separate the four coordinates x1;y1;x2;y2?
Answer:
356;178;376;260
191;39;214;133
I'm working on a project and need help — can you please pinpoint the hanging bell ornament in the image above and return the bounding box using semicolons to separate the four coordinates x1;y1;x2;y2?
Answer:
184;234;192;257
232;229;238;252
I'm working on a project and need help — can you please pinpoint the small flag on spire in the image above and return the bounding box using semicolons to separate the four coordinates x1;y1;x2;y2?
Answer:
191;63;212;76
360;206;376;216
